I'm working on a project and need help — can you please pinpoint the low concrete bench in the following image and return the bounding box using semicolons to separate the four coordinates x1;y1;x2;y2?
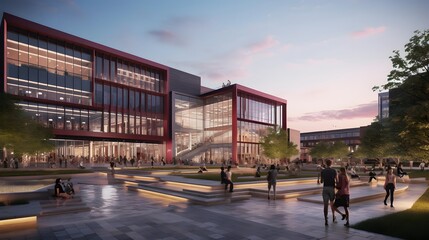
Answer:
0;201;40;232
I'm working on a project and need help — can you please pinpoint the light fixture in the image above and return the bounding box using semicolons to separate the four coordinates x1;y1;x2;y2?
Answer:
59;97;64;100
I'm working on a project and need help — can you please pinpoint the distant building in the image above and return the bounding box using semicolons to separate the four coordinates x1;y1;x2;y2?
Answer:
300;127;368;161
287;128;300;161
378;92;389;121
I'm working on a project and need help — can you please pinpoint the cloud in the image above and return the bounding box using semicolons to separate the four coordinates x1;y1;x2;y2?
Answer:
351;26;386;39
246;36;279;53
147;16;203;47
293;101;378;121
148;30;185;46
189;35;282;83
285;58;341;70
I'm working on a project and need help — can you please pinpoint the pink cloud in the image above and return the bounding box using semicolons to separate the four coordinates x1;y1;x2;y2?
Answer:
351;26;386;39
295;101;378;121
246;36;279;53
190;35;281;83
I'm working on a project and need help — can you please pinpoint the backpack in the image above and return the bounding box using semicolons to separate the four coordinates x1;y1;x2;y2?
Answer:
267;171;272;181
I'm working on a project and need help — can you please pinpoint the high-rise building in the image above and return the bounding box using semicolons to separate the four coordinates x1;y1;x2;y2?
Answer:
1;13;287;166
378;92;389;121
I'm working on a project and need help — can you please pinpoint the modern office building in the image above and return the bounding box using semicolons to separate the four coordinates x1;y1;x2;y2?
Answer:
300;127;367;161
1;13;287;166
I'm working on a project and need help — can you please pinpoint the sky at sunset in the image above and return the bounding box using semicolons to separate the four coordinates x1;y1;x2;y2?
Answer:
2;0;428;132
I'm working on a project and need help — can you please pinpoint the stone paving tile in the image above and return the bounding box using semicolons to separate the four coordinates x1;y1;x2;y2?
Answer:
1;173;425;239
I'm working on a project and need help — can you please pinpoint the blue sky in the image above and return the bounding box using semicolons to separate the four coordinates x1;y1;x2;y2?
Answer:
2;0;428;132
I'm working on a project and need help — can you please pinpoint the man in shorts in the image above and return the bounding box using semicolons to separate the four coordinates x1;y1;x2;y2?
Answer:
320;159;337;226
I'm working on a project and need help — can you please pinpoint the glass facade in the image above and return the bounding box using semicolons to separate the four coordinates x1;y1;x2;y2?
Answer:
236;93;286;165
19;140;164;168
95;53;165;93
173;93;204;160
6;27;92;105
203;93;233;163
3;14;290;165
4;23;167;163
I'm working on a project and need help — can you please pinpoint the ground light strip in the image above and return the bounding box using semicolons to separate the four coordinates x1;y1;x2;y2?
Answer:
0;216;37;226
136;189;188;202
163;181;212;191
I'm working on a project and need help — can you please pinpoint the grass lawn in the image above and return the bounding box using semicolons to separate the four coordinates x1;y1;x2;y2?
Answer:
0;169;93;177
407;169;429;180
353;184;429;239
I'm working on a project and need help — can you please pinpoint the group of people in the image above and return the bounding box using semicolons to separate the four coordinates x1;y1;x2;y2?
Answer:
220;164;278;199
2;157;19;169
319;159;401;227
54;178;75;199
220;166;234;192
320;159;351;227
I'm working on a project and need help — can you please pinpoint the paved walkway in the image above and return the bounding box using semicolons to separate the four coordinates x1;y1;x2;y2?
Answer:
0;173;427;240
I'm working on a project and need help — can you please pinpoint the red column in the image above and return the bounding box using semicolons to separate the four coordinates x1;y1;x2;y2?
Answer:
231;86;238;165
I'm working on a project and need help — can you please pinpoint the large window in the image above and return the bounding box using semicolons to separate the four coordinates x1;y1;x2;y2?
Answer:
6;27;92;106
95;53;166;93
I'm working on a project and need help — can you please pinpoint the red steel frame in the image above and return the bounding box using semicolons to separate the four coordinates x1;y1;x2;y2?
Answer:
202;84;287;164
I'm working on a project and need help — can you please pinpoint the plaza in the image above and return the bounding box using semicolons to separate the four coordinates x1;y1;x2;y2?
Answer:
0;168;426;239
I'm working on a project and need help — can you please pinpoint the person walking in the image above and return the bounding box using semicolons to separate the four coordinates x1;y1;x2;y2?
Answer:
320;159;338;226
368;166;377;183
333;167;350;227
267;164;278;200
225;166;234;192
384;166;397;207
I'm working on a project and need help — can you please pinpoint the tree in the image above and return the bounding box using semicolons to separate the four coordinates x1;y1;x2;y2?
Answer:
0;93;54;158
260;128;298;161
373;29;429;159
310;142;331;160
356;122;388;159
373;29;429;91
331;141;350;160
310;141;349;160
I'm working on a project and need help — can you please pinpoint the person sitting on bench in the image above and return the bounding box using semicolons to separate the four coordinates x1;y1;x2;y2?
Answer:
397;163;408;178
55;178;72;199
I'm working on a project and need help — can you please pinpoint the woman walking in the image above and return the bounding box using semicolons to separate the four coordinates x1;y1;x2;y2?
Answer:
384;166;397;207
267;164;278;200
333;167;350;227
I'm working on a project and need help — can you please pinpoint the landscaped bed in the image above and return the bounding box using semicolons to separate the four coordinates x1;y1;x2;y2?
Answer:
353;185;429;239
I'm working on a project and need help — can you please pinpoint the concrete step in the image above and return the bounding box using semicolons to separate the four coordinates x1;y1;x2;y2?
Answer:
127;185;250;205
38;197;90;216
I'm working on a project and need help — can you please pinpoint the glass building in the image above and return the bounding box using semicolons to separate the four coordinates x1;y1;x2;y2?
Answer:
1;13;287;166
